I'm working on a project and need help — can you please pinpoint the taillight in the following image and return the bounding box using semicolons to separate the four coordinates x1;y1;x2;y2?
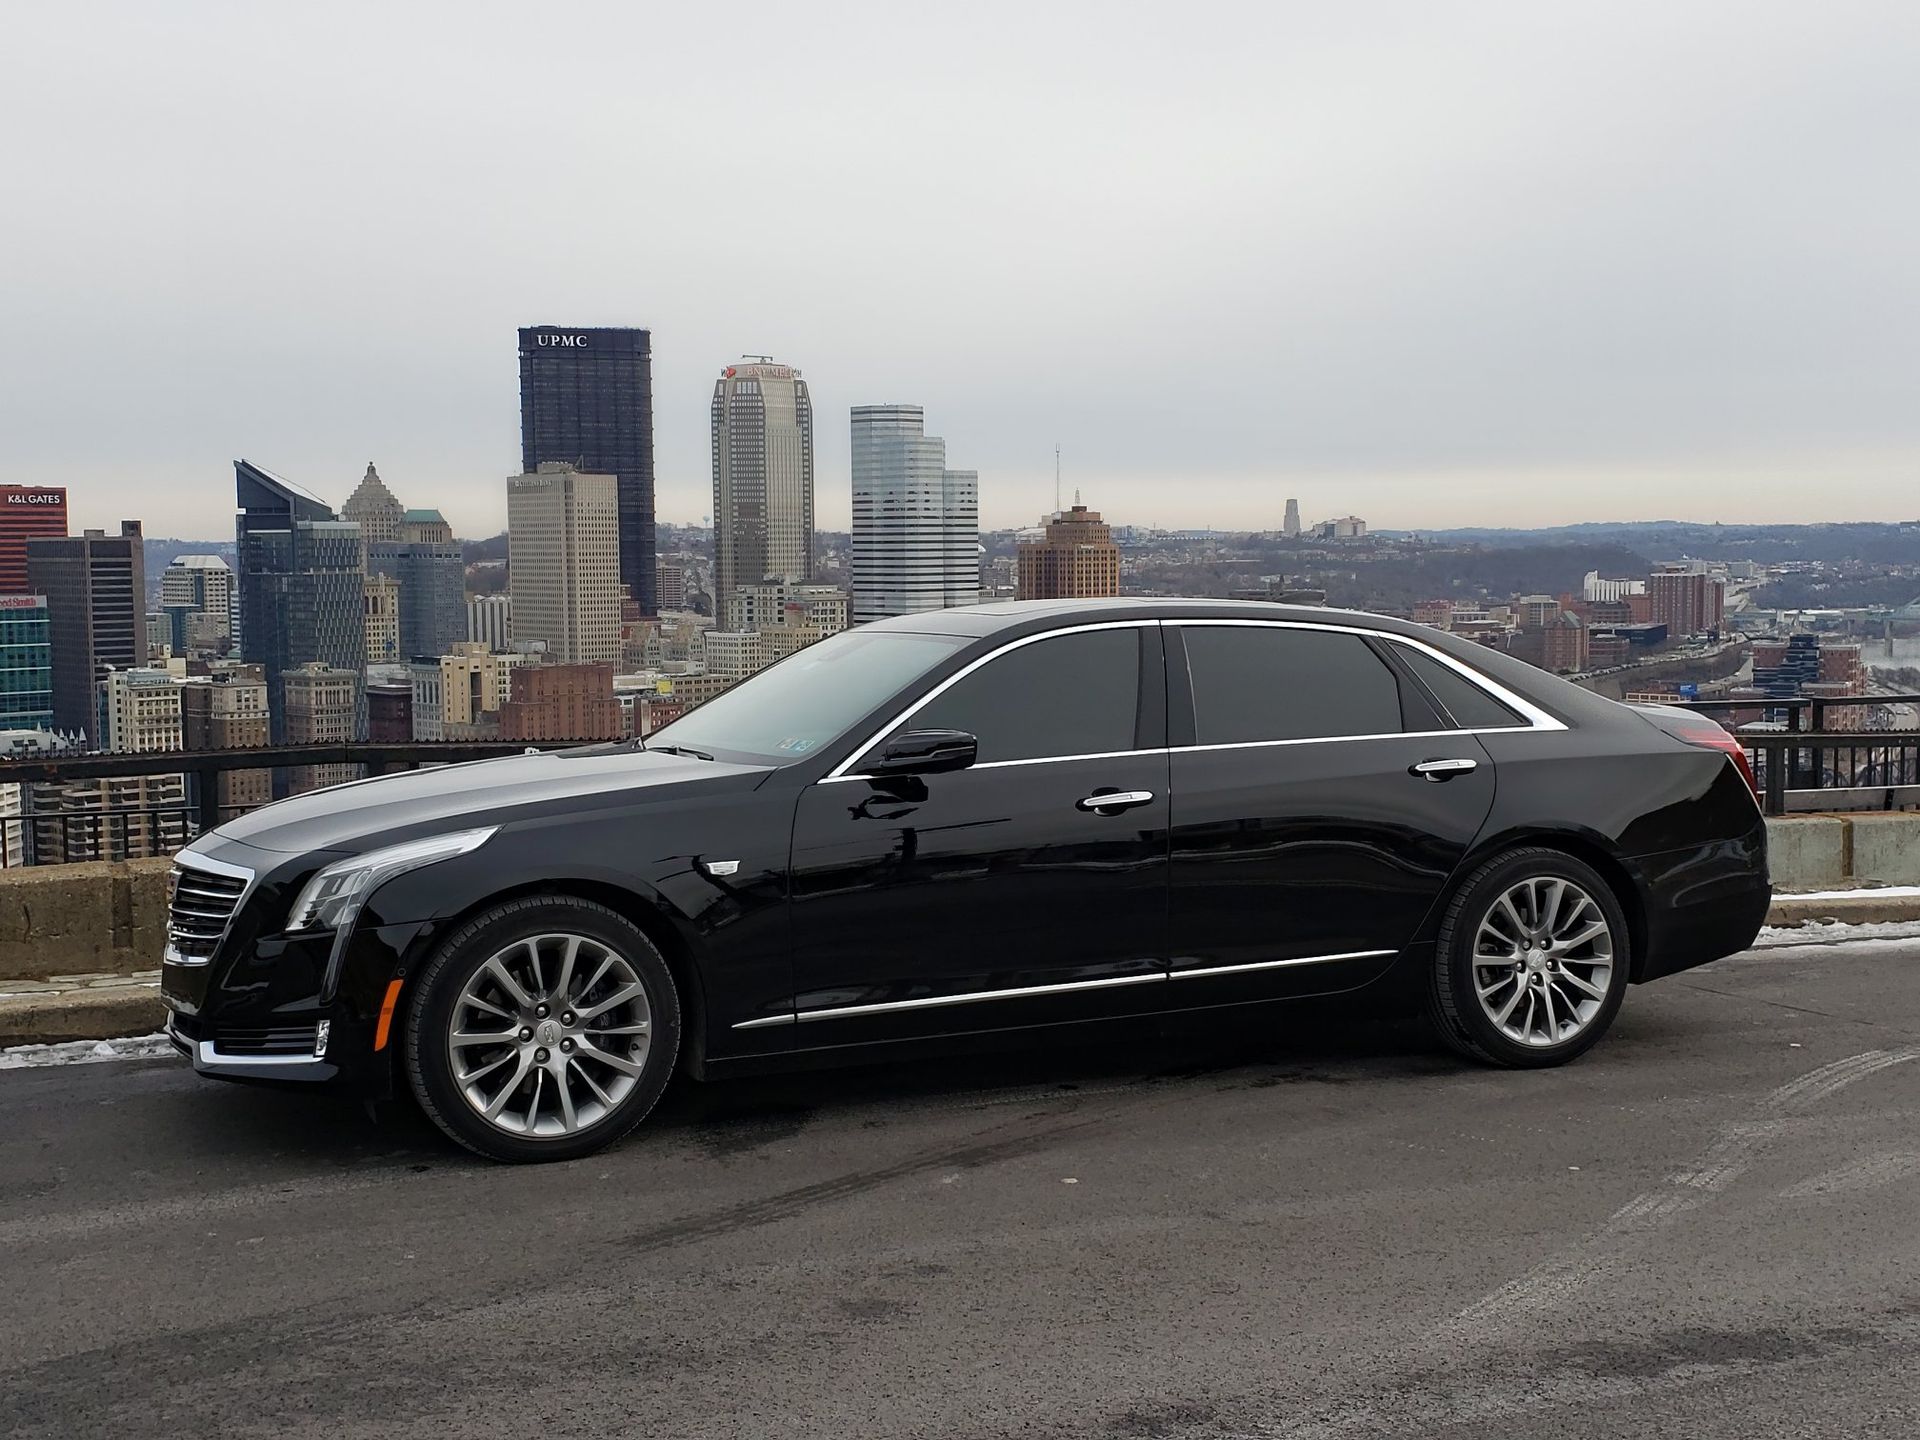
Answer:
1645;708;1760;799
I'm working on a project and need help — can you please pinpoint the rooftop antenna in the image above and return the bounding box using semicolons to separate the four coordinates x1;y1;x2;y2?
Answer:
1054;444;1062;515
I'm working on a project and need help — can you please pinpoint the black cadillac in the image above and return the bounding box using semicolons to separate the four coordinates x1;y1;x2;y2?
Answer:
162;600;1770;1162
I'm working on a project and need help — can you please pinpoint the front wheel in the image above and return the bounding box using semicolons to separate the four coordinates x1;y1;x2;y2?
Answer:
1428;848;1630;1068
403;896;681;1162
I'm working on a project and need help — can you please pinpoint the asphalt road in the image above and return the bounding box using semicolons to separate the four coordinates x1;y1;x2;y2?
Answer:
5;936;1920;1439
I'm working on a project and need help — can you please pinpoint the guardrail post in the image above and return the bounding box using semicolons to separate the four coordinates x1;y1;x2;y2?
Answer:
195;763;222;836
1765;748;1787;816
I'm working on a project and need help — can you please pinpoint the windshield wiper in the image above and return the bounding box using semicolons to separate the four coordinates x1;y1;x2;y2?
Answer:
645;743;715;761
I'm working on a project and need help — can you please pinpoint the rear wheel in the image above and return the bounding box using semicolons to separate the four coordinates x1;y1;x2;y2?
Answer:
1429;848;1629;1067
404;896;680;1162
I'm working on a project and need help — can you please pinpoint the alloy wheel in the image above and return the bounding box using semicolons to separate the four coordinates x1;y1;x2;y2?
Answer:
1469;876;1615;1048
448;932;653;1137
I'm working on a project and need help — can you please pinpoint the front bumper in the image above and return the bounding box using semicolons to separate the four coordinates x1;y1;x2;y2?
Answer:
162;918;438;1095
165;1011;343;1084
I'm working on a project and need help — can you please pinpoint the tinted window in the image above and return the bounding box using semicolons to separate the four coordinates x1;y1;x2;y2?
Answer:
1183;626;1403;743
649;629;967;765
907;628;1141;763
1393;643;1525;729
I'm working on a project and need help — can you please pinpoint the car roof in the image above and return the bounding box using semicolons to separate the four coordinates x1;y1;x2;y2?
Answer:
859;597;1626;729
861;597;1430;640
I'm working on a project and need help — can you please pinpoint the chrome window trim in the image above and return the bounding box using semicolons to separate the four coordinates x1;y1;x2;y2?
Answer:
823;746;1165;783
817;614;1563;785
1167;725;1517;757
733;949;1396;1029
164;851;258;968
823;619;1163;782
1165;618;1567;735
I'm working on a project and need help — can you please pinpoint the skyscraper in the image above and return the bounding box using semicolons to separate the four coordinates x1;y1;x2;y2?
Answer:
282;662;360;794
0;597;53;731
656;561;687;612
234;460;366;742
0;486;68;595
1016;504;1121;601
711;359;814;606
467;593;511;652
26;522;146;743
101;667;183;754
400;509;454;544
367;539;466;660
160;555;235;655
180;665;272;818
850;405;980;623
507;463;621;663
341;463;404;545
1649;567;1727;638
364;573;401;665
518;326;656;614
1283;498;1301;538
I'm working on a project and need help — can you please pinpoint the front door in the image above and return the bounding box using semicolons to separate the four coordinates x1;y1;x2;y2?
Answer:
1163;621;1499;1005
785;623;1171;1047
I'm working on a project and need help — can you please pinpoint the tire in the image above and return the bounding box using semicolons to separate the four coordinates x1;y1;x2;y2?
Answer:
1428;847;1630;1068
403;895;681;1162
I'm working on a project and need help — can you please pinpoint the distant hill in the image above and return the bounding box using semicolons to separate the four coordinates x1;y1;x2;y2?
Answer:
1376;521;1920;566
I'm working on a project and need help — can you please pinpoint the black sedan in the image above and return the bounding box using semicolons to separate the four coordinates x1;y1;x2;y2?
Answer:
162;600;1770;1161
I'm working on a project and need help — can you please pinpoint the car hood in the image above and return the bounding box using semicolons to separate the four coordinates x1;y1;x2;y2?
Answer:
196;745;773;857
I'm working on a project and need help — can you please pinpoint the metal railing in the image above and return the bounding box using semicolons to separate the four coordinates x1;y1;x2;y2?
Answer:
1679;693;1920;815
0;742;571;866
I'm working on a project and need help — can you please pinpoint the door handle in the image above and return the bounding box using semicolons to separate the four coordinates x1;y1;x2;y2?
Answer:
1410;758;1478;781
1076;789;1155;814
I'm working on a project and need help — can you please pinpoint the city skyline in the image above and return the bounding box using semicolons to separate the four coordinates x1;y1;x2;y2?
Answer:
6;5;1919;539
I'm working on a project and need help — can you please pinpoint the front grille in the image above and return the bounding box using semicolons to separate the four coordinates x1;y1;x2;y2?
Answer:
212;1025;320;1057
166;859;252;964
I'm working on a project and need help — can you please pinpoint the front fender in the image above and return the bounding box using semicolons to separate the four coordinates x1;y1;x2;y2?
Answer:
350;791;799;1044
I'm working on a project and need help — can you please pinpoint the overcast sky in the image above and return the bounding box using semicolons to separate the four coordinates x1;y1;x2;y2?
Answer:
4;2;1916;540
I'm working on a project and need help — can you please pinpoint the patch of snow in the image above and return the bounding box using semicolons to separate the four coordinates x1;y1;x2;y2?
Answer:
0;1032;175;1070
1778;886;1920;902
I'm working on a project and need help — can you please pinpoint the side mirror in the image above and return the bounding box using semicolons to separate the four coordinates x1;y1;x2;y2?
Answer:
870;728;978;776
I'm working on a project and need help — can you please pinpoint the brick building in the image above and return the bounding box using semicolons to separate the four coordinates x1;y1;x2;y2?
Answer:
498;663;623;742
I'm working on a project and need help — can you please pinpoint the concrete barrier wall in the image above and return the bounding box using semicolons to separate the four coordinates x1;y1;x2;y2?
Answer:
0;856;172;982
1767;813;1920;890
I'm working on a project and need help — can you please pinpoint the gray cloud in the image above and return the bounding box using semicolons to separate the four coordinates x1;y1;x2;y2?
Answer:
2;0;1915;538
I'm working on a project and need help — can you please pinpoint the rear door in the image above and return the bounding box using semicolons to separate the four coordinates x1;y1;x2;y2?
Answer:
1163;621;1498;1003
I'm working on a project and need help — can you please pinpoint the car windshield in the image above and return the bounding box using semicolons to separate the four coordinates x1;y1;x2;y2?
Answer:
645;629;968;766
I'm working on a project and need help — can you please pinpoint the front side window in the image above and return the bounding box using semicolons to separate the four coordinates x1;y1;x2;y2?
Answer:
648;629;967;765
903;627;1142;764
1182;625;1404;744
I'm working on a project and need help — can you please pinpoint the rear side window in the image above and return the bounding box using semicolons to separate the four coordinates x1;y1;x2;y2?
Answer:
1182;626;1404;744
907;627;1142;763
1392;643;1526;729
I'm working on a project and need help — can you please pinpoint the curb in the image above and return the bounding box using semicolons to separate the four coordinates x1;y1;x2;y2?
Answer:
1767;894;1920;928
0;987;167;1049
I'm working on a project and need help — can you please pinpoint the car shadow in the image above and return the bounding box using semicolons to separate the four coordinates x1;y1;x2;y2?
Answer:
150;994;1595;1167
655;997;1453;1143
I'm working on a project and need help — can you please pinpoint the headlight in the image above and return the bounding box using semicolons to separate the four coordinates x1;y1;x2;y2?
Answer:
285;828;498;933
